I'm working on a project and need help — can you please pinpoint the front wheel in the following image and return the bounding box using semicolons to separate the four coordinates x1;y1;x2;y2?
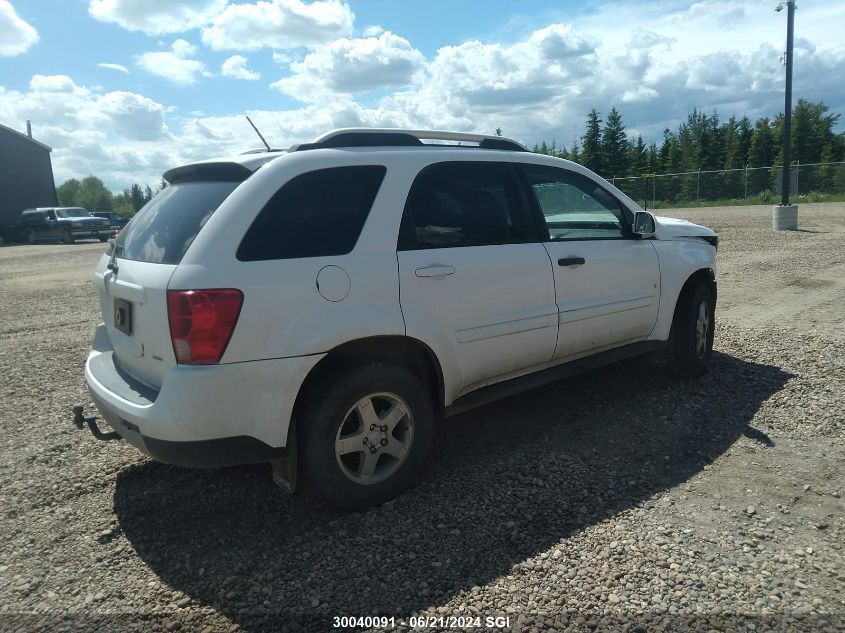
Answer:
300;362;434;511
62;230;75;244
668;282;715;377
98;236;109;242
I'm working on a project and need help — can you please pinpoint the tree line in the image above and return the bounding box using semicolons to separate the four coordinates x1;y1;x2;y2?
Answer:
56;176;166;215
533;99;845;202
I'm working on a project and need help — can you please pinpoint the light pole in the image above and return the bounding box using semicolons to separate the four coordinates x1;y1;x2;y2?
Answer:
773;0;798;230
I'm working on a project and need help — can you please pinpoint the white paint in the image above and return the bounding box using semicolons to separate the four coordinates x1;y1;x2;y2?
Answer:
316;265;350;302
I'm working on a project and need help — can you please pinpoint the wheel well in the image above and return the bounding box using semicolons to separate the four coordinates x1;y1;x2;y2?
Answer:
292;336;445;430
673;268;716;323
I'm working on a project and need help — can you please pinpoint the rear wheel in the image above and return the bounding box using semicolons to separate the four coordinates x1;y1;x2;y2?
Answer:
62;229;75;244
668;282;715;377
300;362;434;511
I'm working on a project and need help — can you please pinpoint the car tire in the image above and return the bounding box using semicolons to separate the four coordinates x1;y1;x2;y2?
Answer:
668;282;715;378
299;362;434;511
27;230;36;245
62;230;75;244
98;236;109;242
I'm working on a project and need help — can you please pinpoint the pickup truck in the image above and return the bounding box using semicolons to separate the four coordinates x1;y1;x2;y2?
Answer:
19;207;111;243
92;211;130;230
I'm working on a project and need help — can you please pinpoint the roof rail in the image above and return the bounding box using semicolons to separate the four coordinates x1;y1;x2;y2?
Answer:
239;148;284;155
293;128;528;152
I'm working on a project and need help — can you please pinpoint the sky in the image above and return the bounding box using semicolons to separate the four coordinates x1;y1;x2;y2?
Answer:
1;0;843;191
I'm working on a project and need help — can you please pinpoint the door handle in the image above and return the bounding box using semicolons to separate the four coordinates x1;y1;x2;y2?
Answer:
415;265;455;278
557;257;586;266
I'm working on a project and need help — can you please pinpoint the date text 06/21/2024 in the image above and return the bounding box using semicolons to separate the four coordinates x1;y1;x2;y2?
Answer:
332;616;512;629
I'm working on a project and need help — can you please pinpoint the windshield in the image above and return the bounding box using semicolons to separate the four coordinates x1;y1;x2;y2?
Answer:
56;208;90;218
114;181;239;264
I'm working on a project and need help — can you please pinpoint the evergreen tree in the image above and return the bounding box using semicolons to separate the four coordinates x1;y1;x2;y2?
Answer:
568;140;581;164
748;117;776;195
737;116;753;166
144;185;154;202
581;109;604;175
601;107;629;178
721;116;743;198
628;135;647;177
129;184;146;212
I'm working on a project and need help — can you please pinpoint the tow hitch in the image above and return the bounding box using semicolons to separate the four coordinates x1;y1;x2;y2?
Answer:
72;405;122;441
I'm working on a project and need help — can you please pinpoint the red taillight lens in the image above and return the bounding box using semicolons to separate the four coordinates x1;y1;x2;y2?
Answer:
167;289;243;365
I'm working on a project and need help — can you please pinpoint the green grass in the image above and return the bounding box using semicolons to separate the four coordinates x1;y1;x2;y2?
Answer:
636;191;845;210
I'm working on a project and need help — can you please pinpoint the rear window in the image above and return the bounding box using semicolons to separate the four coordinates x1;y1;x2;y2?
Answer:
114;182;239;265
237;166;386;261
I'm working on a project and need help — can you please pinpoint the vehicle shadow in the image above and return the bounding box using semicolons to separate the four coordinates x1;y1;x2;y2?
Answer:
113;350;791;630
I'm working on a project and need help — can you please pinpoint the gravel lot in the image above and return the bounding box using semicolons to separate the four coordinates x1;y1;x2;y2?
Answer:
1;203;843;632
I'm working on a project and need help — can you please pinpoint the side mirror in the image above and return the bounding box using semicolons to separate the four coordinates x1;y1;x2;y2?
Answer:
632;211;656;238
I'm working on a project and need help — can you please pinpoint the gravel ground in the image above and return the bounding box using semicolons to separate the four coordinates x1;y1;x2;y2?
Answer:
1;203;843;633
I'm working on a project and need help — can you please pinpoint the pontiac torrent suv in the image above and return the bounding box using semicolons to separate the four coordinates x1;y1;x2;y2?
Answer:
80;128;717;510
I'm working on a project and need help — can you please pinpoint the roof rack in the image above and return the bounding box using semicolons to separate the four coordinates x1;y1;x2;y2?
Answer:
291;128;528;152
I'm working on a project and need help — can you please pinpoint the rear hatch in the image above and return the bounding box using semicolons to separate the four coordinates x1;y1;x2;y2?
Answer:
94;167;249;388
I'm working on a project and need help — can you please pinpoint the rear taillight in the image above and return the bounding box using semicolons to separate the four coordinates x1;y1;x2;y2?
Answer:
167;289;243;365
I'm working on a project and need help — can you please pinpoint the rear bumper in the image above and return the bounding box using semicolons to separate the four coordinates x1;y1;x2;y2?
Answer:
84;324;323;467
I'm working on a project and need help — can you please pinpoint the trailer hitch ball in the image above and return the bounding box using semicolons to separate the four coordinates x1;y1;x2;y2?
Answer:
72;405;86;429
71;404;122;441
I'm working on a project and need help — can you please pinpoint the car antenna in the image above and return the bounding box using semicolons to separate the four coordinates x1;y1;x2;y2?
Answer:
245;115;271;151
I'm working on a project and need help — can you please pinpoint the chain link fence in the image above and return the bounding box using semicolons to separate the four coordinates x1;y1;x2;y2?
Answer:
607;161;845;209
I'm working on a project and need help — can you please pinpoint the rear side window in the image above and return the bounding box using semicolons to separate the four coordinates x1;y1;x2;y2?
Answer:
398;162;533;250
115;181;239;264
237;166;386;261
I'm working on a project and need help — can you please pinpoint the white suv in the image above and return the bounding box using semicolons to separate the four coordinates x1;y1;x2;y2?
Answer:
82;128;717;510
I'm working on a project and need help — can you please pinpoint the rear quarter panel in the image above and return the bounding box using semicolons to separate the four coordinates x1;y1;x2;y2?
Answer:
171;150;416;364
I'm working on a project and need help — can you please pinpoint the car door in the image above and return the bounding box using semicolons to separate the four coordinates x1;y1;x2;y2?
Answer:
397;161;558;400
520;164;660;363
44;210;60;240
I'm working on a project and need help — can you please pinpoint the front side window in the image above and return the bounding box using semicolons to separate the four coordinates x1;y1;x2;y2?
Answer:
399;162;532;250
522;165;629;241
56;208;90;218
237;166;386;261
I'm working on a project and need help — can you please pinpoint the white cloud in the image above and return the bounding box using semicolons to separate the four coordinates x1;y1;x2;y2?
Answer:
0;75;171;188
273;31;424;100
0;0;38;56
98;62;129;73
684;0;746;28
136;39;210;86
201;0;354;51
2;3;844;192
622;86;659;103
221;55;261;80
362;24;383;37
88;0;227;36
272;51;295;65
98;91;168;140
30;75;80;93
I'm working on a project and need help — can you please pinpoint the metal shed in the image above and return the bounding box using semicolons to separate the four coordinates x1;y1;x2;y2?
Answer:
0;122;58;231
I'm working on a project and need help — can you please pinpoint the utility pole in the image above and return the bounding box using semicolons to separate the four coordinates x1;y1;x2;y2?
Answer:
773;0;798;229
